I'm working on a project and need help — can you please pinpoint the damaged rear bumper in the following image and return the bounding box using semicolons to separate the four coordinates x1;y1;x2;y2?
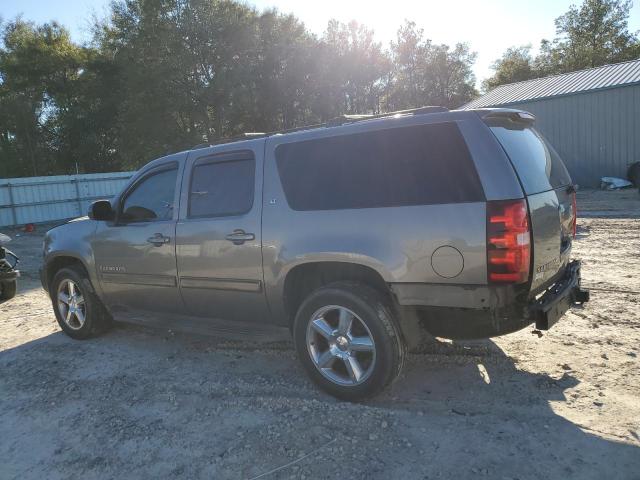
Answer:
392;260;590;339
530;260;589;330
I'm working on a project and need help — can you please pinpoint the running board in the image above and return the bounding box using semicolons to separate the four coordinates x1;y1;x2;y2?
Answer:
113;313;291;343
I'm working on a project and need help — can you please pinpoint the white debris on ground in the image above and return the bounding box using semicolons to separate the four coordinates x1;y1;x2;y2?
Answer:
0;189;638;479
600;176;634;190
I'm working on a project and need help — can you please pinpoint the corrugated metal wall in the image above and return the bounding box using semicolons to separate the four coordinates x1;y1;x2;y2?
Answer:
0;172;134;227
499;84;640;187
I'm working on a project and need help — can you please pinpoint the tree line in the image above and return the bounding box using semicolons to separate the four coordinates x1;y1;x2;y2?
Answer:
1;0;637;178
0;0;477;177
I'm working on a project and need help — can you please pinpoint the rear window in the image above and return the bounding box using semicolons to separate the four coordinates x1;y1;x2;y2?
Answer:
489;125;571;195
275;122;484;211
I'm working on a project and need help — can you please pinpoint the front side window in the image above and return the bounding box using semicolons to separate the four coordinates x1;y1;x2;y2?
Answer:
188;157;255;218
121;167;178;222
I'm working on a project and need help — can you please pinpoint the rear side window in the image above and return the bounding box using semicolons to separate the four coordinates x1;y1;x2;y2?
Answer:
188;157;255;218
489;125;571;194
275;122;484;211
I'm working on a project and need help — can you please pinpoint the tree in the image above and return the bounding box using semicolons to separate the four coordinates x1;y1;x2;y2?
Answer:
251;10;319;130
312;20;391;119
96;0;320;167
484;0;640;90
427;42;477;108
388;21;430;109
389;21;476;109
482;46;536;91
55;49;123;174
0;19;86;176
549;0;640;71
96;0;205;168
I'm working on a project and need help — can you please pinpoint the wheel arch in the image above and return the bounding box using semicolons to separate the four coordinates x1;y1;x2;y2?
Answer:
44;254;94;296
280;261;392;328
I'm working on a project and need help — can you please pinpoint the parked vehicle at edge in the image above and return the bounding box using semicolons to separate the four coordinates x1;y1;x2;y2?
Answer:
40;107;589;400
0;233;19;303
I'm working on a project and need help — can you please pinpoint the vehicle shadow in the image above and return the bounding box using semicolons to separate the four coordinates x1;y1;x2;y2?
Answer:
376;337;640;478
1;325;638;480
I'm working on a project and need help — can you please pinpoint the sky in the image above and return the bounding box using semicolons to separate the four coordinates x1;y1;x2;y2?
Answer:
3;0;640;84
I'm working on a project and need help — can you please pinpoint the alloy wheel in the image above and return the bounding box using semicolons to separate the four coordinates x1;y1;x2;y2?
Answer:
57;279;86;330
306;305;376;386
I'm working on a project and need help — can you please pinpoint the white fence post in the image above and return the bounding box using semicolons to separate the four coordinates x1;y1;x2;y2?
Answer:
72;178;82;217
6;182;17;226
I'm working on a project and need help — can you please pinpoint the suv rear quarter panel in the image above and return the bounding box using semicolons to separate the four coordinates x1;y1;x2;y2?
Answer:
262;114;494;323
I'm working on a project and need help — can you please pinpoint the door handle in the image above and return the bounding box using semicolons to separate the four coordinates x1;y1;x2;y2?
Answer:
225;230;255;245
147;233;171;246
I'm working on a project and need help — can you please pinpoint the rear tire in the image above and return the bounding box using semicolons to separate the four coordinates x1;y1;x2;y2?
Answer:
0;280;17;301
293;282;405;401
50;266;111;340
627;161;640;187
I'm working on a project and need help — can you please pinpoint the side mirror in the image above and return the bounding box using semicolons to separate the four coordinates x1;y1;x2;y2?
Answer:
88;200;115;221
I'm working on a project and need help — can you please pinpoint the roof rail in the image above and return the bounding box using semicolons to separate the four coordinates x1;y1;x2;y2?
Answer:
196;106;448;149
242;132;268;139
326;106;448;127
191;133;268;150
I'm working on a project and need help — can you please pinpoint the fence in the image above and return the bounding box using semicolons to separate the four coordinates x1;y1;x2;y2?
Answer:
0;172;134;227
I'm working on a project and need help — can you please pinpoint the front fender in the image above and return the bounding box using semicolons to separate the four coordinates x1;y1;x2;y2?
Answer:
42;219;99;295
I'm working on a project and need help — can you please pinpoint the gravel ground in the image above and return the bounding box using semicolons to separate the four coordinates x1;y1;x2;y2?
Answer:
1;189;639;480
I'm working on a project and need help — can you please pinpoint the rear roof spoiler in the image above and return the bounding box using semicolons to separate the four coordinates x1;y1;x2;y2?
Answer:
479;109;536;126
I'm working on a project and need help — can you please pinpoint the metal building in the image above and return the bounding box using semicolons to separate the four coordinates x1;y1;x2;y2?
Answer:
464;59;640;187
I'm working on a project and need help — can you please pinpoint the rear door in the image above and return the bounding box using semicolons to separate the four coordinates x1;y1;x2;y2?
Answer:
175;142;269;324
487;115;574;293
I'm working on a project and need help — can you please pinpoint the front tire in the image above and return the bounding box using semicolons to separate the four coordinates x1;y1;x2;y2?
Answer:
293;282;405;401
50;266;110;340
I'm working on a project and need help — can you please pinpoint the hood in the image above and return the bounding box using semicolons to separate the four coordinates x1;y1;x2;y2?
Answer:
48;216;91;232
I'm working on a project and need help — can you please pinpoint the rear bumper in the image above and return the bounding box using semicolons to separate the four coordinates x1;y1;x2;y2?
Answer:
530;260;589;330
395;260;589;339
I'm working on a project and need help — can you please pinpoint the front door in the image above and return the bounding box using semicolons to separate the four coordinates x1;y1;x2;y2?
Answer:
92;159;184;321
175;143;269;324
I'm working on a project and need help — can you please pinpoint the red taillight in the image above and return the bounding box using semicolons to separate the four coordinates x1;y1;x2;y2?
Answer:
487;199;531;284
571;191;577;238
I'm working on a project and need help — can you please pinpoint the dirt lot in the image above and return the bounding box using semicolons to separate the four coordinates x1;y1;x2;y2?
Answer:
1;189;639;480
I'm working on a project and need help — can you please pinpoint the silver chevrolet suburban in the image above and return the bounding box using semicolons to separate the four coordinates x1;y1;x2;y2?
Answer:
40;107;589;400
